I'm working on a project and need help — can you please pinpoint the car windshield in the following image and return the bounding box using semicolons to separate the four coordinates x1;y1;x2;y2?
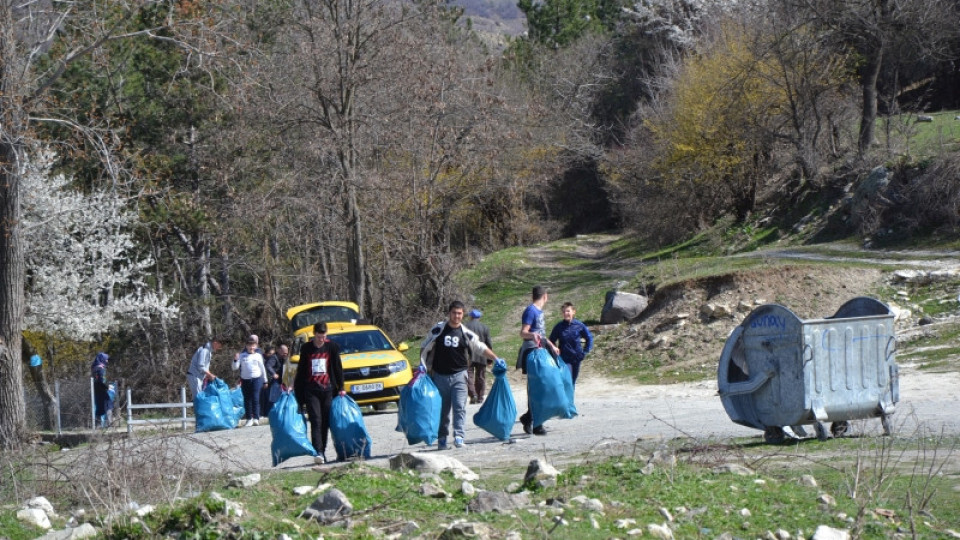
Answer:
329;330;393;354
290;305;360;333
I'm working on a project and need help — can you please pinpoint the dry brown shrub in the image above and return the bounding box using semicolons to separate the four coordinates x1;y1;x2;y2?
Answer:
0;432;236;520
898;153;960;234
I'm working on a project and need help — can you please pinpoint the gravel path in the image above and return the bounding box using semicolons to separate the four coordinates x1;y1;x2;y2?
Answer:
173;366;960;475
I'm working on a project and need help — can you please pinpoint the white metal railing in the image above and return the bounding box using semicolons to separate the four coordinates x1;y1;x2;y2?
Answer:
125;387;194;434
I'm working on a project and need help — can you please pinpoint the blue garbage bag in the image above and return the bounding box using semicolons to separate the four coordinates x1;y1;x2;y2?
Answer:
194;378;236;432
269;390;317;466
559;355;576;410
527;348;578;427
397;366;441;445
330;395;372;461
473;358;517;441
229;386;245;425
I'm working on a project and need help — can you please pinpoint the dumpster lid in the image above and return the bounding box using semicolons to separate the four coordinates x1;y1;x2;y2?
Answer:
828;297;892;319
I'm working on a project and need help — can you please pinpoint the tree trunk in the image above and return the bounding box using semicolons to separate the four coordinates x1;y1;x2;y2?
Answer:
345;184;367;311
857;47;883;158
22;340;56;431
267;236;286;333
221;249;232;332
198;237;213;340
0;141;27;448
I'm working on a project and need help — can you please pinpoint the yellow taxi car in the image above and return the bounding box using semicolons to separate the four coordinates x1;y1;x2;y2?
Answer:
283;315;413;410
283;301;362;388
286;301;363;337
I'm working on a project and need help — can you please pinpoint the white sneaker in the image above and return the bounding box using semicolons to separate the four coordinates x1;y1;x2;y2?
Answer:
314;455;326;465
252;418;260;426
244;419;253;427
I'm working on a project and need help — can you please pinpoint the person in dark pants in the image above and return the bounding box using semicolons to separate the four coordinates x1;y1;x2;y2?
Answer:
261;345;282;417
294;322;345;464
464;309;493;404
549;302;593;385
91;352;114;428
517;285;560;436
232;335;267;427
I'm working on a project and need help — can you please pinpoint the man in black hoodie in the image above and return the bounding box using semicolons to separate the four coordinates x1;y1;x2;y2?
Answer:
294;322;345;464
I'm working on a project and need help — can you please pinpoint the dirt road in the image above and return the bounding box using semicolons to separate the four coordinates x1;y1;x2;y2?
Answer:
175;365;960;475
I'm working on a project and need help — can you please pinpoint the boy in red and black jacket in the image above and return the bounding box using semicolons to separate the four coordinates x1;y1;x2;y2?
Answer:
294;322;345;464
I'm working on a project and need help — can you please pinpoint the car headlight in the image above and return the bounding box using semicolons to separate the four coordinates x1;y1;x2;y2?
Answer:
388;360;408;373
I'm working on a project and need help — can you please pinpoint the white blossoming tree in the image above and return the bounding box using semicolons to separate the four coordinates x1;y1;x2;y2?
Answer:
21;150;177;429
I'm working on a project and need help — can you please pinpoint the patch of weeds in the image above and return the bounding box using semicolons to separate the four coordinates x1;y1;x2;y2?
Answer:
898;280;960;317
592;346;707;385
539;456;858;538
641;255;777;288
898;322;960;372
606;235;653;260
102;493;232;540
0;512;44;540
794;431;960;539
879;110;960;158
737;425;960;539
225;464;514;537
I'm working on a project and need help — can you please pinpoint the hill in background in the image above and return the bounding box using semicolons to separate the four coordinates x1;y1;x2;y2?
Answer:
454;0;526;40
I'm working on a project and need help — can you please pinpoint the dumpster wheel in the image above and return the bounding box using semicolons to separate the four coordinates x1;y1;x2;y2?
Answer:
763;426;786;444
830;421;849;438
881;414;893;436
814;422;829;441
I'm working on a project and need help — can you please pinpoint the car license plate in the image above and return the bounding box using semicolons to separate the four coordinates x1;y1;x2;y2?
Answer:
351;382;383;394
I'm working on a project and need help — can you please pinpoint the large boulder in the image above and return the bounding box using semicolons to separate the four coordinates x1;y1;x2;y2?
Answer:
523;459;561;488
389;452;479;481
812;525;850;540
17;508;51;530
36;524;98;540
601;291;648;324
466;490;530;514
301;488;353;524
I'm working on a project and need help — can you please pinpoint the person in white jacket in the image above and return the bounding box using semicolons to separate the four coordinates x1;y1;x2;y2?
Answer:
233;335;268;426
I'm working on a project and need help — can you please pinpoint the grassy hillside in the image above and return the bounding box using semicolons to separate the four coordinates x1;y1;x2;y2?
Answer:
405;232;960;385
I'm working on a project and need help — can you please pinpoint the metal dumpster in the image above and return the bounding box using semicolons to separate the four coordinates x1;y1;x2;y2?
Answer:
717;297;899;443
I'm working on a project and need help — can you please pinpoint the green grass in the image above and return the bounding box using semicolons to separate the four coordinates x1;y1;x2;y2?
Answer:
898;281;960;318
898;320;960;371
70;443;960;539
877;109;960;158
0;513;45;540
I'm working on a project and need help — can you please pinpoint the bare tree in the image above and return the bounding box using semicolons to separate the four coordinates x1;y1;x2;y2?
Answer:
794;0;959;157
259;1;533;321
266;0;430;315
742;5;857;182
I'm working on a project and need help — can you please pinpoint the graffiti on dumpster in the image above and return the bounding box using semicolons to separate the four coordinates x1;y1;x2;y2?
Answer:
749;314;786;330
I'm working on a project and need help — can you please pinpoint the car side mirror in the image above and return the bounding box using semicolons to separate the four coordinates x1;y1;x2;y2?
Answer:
397;343;409;352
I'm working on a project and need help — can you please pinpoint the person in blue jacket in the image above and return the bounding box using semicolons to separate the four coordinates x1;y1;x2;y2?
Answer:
549;302;593;385
91;352;114;428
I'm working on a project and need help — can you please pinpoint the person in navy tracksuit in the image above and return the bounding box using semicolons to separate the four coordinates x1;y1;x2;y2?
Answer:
549;302;594;385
